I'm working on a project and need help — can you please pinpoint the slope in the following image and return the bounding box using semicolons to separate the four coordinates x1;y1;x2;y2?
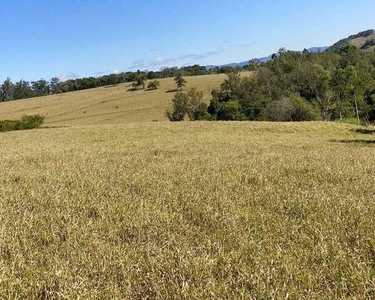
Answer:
0;73;251;126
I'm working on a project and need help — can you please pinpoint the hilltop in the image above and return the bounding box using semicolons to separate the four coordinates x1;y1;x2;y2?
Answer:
208;29;375;69
327;29;375;52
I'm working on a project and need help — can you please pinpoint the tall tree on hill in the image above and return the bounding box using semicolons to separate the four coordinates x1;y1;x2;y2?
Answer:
174;74;187;91
132;74;146;90
14;80;35;100
32;79;50;96
1;78;14;101
331;66;361;120
50;77;62;94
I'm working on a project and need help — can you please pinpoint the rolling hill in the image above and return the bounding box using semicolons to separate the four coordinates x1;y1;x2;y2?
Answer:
327;29;375;52
206;46;328;70
0;73;251;126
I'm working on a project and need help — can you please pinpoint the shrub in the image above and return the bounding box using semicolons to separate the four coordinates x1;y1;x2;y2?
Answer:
18;114;45;130
0;120;19;132
0;115;45;132
217;101;244;121
193;103;212;121
260;96;320;121
147;80;160;90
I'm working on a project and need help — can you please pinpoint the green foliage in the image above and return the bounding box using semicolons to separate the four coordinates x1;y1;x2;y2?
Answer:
193;103;212;120
174;74;187;91
0;115;45;132
147;80;160;90
202;46;375;123
340;118;362;125
1;78;14;101
166;92;189;121
132;74;146;90
260;96;319;122
218;101;244;120
50;77;62;94
166;88;207;121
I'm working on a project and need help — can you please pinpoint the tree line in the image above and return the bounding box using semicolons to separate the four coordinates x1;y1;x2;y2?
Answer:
168;46;375;123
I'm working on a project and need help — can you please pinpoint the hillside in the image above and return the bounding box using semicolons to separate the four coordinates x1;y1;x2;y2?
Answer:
206;46;328;69
0;73;251;126
327;29;375;52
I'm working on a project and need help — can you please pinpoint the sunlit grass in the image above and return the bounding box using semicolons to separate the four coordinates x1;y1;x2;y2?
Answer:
1;121;375;299
0;73;251;126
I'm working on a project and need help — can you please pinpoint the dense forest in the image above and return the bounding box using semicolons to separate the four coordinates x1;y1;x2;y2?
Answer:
168;45;375;123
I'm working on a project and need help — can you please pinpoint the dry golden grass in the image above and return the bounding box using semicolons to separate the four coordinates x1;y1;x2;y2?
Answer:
0;73;251;126
1;121;375;299
349;34;375;52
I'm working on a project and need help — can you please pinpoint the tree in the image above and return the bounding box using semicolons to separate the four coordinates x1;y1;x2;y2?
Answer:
166;92;189;121
278;47;287;56
186;88;204;120
218;101;242;120
147;80;160;90
1;78;14;101
13;80;35;100
166;88;209;121
32;79;50;96
132;74;146;90
50;77;61;94
248;59;261;71
331;66;361;120
174;74;187;91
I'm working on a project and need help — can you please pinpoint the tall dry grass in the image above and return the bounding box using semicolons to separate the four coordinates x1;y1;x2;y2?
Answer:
1;122;375;299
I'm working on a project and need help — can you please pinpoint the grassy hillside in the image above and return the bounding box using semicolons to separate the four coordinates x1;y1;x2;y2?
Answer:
328;29;375;52
1;122;375;298
0;73;251;126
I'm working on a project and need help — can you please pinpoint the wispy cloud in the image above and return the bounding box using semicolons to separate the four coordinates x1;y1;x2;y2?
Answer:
94;70;121;77
56;72;79;82
129;51;219;69
95;71;106;76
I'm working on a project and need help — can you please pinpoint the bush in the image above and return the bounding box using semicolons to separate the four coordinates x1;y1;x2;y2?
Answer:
147;80;160;90
166;88;210;121
217;101;245;121
18;115;45;129
0;115;45;132
0;120;19;132
193;103;212;121
166;92;189;121
260;96;320;121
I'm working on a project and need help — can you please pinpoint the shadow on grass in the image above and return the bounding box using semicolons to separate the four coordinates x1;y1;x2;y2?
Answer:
353;128;375;135
127;88;142;92
332;139;375;145
166;89;179;93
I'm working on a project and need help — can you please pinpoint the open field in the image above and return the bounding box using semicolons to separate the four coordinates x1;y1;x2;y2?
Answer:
0;73;251;126
1;122;375;298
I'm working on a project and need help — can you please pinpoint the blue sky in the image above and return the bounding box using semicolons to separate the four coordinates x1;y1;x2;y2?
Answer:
1;0;375;82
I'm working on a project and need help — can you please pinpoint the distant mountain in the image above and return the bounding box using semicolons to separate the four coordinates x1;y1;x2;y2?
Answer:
206;46;328;70
326;29;375;52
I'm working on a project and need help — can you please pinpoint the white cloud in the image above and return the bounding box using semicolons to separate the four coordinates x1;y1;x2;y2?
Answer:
56;72;79;82
129;51;219;69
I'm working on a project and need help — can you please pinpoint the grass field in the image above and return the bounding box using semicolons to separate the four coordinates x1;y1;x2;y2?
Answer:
0;73;250;126
1;121;375;299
